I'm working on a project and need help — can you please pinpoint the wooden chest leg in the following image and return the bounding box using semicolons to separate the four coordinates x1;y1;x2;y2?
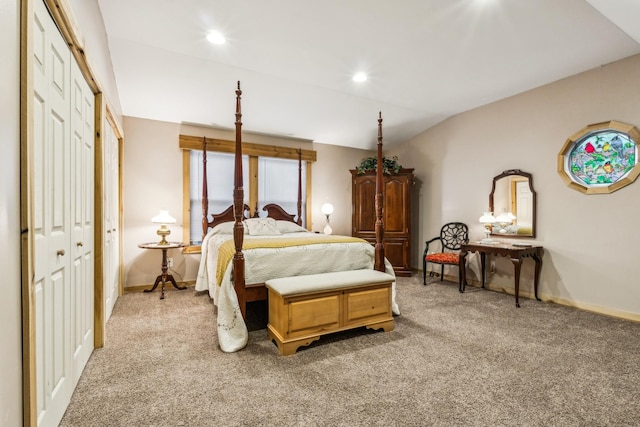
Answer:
365;319;394;333
268;326;321;356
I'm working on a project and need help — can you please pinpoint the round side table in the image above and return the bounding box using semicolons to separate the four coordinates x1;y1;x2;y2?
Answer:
138;242;186;299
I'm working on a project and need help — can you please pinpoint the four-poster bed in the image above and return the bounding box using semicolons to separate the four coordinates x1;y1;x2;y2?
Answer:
195;81;397;352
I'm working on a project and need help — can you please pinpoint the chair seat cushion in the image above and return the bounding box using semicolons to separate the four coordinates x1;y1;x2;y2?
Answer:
425;252;459;264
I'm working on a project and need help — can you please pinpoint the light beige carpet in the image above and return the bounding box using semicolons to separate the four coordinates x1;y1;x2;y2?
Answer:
60;274;640;426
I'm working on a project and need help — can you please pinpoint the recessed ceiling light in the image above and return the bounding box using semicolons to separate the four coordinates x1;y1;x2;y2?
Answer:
206;30;226;45
353;72;367;83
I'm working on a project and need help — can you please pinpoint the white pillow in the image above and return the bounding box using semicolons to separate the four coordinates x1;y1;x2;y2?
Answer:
210;221;248;235
276;220;307;234
244;217;281;236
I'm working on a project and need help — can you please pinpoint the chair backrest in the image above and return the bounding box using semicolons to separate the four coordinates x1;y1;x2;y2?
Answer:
440;222;469;251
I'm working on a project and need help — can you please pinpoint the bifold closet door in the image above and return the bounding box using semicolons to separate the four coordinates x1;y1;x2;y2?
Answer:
32;1;95;425
33;0;73;423
103;121;119;320
70;56;95;383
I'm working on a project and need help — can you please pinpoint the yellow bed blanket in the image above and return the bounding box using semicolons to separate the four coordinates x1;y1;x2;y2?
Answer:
215;235;367;286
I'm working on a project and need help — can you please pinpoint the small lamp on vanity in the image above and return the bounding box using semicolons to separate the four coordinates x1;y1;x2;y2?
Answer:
151;210;176;246
478;211;497;244
321;203;334;235
495;211;516;234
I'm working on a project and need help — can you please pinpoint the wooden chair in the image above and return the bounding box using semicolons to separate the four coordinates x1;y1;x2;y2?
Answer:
423;222;469;287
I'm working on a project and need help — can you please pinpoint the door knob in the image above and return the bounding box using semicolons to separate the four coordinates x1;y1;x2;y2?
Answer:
56;249;65;256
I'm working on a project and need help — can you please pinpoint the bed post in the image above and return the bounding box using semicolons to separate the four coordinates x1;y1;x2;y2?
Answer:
232;81;247;318
297;148;302;226
202;137;209;241
374;112;385;272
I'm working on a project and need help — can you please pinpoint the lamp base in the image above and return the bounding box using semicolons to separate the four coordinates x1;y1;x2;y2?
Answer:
157;226;171;246
323;223;332;235
481;229;498;244
480;238;499;244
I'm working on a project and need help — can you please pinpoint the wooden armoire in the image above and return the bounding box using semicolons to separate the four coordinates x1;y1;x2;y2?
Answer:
350;168;414;276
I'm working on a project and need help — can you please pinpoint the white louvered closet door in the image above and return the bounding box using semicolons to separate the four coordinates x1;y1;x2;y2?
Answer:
32;1;95;425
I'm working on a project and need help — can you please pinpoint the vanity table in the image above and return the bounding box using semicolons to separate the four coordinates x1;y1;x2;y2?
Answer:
459;242;543;307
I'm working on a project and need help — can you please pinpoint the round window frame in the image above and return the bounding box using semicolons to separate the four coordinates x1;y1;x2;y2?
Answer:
557;120;640;194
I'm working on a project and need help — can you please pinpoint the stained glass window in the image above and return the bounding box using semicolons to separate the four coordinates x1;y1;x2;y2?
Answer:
567;130;636;186
558;121;640;194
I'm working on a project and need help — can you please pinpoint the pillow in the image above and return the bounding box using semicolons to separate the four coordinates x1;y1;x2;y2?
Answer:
276;220;307;234
244;217;281;236
210;221;248;235
210;221;234;235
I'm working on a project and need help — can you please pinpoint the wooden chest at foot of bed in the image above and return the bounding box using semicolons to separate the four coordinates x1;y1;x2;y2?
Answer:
265;270;395;356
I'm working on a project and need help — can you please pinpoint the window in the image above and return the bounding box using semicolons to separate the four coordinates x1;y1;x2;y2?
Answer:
189;150;248;245
258;156;307;222
179;134;316;252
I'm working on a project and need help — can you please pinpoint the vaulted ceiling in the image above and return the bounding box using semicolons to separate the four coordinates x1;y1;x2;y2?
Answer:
97;0;640;150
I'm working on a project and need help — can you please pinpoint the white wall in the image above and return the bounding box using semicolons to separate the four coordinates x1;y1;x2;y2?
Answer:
67;0;123;122
312;143;373;235
122;118;186;287
390;54;640;319
1;1;23;425
121;117;372;288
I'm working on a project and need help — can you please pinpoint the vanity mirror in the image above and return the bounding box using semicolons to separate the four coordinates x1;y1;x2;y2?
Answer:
489;169;536;238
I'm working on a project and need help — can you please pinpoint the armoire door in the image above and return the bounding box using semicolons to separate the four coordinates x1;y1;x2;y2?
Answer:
382;175;410;238
351;169;413;276
352;174;377;236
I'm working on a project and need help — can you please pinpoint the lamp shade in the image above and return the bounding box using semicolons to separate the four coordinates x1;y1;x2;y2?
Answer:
152;210;176;224
478;212;496;224
495;213;512;223
321;203;334;216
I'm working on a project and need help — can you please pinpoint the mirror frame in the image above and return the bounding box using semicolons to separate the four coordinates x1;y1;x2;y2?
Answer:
489;169;536;238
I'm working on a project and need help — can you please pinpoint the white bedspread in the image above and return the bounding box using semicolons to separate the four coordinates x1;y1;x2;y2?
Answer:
195;230;400;352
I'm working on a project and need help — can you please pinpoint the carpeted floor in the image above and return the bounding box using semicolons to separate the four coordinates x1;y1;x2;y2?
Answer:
60;274;640;426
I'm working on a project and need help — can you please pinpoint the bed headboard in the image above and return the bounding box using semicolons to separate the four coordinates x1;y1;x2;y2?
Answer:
262;203;297;223
206;204;251;230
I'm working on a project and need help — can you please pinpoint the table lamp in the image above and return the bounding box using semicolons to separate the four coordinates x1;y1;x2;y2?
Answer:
478;211;497;243
495;211;516;234
152;210;176;245
321;203;334;235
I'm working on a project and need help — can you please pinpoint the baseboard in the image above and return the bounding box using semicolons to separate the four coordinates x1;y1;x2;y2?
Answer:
446;274;640;322
541;295;640;322
124;280;196;294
